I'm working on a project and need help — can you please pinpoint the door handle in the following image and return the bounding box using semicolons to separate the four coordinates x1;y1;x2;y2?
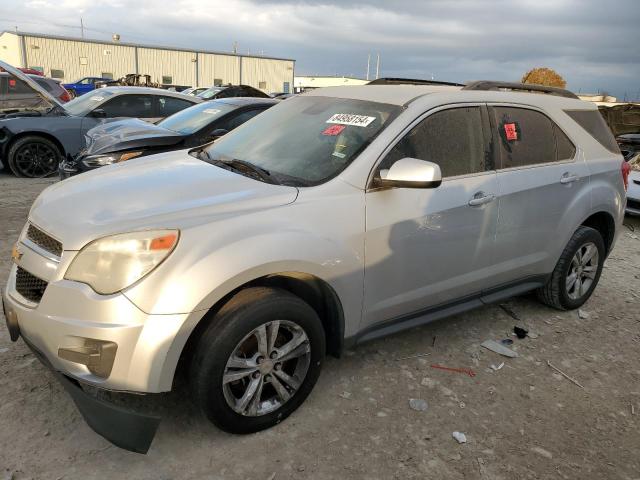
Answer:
560;173;579;184
468;192;496;206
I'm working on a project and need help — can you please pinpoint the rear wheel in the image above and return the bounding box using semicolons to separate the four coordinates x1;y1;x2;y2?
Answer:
190;287;325;434
7;135;62;178
537;226;605;310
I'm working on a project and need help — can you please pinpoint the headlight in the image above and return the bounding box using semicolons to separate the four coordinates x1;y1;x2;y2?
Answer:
65;230;179;294
82;151;143;168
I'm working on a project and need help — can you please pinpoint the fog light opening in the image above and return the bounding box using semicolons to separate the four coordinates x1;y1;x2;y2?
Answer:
58;339;117;378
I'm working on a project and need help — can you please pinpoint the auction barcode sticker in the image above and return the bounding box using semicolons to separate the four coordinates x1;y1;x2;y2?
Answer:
326;113;376;127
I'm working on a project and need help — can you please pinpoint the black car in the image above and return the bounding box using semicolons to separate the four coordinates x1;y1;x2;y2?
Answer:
196;84;270;100
60;97;278;178
0;60;201;178
616;134;640;161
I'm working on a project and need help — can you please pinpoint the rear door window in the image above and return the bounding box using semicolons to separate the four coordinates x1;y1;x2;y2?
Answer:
490;107;575;168
565;109;619;153
100;94;154;117
381;106;488;178
157;96;193;117
218;108;265;131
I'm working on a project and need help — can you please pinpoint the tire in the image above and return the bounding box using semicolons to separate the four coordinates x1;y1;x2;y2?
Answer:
536;226;605;310
190;287;325;434
7;135;62;178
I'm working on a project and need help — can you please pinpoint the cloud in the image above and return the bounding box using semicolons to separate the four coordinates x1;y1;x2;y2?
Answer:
1;0;639;97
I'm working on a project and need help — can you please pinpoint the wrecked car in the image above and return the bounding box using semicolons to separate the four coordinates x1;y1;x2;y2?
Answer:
60;97;278;178
0;60;200;177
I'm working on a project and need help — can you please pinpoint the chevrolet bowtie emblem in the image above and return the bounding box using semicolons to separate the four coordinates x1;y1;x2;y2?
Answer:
11;244;23;262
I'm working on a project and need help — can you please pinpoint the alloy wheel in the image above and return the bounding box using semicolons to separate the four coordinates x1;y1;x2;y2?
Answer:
222;320;311;417
13;142;59;177
566;241;599;300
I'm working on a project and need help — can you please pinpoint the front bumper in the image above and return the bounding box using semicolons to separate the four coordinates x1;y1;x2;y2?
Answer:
1;308;160;454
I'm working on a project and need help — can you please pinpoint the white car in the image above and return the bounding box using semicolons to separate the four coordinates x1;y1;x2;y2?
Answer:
617;134;640;214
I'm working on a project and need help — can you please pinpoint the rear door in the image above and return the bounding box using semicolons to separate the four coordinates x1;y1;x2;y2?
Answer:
489;105;590;284
363;105;499;328
99;94;156;121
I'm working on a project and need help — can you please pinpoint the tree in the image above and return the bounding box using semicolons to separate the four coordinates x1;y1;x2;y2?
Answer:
521;68;567;88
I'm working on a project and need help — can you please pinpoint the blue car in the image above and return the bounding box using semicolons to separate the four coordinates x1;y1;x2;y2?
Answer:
62;77;112;97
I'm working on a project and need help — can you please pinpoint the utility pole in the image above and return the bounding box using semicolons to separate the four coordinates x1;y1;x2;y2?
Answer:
233;41;238;54
366;54;370;81
80;18;84;38
375;53;380;79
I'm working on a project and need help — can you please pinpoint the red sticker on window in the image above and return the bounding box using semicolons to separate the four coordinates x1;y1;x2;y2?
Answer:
504;123;518;141
322;124;346;136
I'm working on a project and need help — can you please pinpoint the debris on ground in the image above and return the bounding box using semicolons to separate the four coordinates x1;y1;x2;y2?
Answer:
452;431;467;444
513;326;528;339
501;338;514;346
528;332;540;339
499;304;520;320
546;360;585;389
409;398;428;412
339;391;352;399
578;309;590;319
631;404;636;416
531;446;553;459
430;364;476;377
490;362;505;371
481;340;519;358
397;353;431;360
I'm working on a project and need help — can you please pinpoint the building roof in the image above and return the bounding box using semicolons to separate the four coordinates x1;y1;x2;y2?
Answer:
2;30;295;63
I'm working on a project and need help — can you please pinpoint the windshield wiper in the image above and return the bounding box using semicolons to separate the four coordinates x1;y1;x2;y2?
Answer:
222;159;273;183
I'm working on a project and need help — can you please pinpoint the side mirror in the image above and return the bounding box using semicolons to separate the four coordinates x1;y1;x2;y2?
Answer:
91;108;107;118
376;157;442;189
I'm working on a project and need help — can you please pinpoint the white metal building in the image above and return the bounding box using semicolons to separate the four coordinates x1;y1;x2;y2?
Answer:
0;31;295;93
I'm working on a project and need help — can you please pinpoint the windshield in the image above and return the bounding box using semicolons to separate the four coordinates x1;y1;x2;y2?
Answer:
203;96;400;185
158;101;236;134
64;89;114;115
197;88;224;99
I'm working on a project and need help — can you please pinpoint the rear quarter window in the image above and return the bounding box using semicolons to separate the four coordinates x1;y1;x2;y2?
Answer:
565;109;620;154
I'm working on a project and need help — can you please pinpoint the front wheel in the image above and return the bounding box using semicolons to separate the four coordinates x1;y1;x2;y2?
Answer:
190;287;325;434
537;226;605;310
7;135;62;178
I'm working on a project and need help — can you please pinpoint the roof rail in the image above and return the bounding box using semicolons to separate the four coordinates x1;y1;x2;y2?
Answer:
368;77;465;87
462;81;579;99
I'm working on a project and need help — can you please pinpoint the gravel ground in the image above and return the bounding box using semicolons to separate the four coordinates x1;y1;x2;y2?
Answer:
1;170;639;480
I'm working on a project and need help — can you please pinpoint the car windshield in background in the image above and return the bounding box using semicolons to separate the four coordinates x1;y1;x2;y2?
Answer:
197;88;224;99
158;101;236;134
63;89;114;116
203;96;400;186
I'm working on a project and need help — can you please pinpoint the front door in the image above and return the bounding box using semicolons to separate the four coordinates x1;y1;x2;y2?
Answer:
363;105;499;329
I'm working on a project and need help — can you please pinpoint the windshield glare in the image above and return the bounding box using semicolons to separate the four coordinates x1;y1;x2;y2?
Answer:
64;89;114;115
158;101;235;134
203;96;400;185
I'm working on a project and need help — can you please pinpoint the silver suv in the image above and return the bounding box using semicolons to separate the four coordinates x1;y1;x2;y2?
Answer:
2;81;627;453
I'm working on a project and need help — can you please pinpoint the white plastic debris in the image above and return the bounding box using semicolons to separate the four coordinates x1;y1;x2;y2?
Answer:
481;340;518;358
452;431;467;444
578;309;590;319
409;398;428;412
490;362;505;371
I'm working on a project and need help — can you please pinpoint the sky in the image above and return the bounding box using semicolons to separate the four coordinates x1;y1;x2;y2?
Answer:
1;0;639;99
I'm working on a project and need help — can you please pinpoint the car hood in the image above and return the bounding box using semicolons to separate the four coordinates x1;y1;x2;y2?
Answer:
86;118;184;155
29;150;299;250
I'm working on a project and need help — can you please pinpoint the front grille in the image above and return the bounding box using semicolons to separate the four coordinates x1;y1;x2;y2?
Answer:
15;267;48;303
627;198;640;211
26;224;62;257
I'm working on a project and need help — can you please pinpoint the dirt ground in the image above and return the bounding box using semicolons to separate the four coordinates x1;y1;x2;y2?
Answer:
1;170;639;480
